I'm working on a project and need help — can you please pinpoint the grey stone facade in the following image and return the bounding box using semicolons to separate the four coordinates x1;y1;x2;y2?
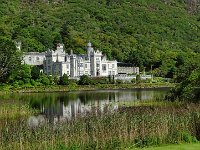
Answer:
117;63;139;75
22;52;45;66
22;42;139;77
43;42;118;77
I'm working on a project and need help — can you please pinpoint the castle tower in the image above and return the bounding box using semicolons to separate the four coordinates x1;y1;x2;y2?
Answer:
87;41;94;58
70;54;77;77
56;43;64;52
90;49;102;77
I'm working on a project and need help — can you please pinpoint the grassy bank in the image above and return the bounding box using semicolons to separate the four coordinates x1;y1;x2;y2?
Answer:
0;83;175;94
1;103;200;150
132;143;200;150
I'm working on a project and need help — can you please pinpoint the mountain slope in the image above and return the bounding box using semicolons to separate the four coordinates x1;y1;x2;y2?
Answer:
0;0;200;77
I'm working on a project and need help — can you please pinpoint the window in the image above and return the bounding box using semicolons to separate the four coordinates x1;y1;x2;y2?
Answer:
96;63;100;67
102;64;106;71
80;71;84;75
112;71;115;75
112;64;115;68
85;64;87;68
67;64;69;69
96;58;99;61
36;57;39;61
79;63;83;67
29;57;31;61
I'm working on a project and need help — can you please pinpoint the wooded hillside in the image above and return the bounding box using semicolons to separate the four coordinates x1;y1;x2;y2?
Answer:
0;0;200;77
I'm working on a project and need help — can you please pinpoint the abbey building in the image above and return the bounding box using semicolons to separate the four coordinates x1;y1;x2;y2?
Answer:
44;42;118;77
23;42;118;77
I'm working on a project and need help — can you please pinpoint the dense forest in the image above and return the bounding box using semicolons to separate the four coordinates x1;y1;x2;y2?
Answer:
0;0;200;78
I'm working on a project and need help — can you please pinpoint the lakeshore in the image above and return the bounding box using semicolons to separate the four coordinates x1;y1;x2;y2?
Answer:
0;83;175;94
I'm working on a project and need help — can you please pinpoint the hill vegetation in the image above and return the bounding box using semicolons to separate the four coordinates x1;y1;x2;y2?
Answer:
0;0;200;79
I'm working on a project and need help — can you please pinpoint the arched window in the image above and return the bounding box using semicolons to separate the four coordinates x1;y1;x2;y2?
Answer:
36;57;39;61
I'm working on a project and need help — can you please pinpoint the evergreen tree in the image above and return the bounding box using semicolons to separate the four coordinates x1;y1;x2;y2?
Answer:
31;66;40;80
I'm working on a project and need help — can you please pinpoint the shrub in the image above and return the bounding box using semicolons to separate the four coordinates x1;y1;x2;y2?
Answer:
78;75;91;85
53;76;59;85
145;78;152;83
30;79;36;86
90;77;109;85
136;75;141;84
18;80;24;85
116;79;123;84
108;75;115;84
181;132;198;143
59;74;69;85
131;78;136;83
39;75;50;86
69;79;78;85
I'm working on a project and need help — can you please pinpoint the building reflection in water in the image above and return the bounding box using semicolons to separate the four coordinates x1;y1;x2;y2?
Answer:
27;89;168;124
42;97;119;124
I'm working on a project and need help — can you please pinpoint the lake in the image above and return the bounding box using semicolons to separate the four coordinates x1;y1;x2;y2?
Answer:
1;88;169;123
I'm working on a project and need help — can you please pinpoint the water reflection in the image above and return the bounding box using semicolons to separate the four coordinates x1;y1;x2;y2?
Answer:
25;88;168;123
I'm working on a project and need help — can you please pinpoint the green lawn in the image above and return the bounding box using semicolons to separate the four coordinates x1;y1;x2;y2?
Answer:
131;143;200;150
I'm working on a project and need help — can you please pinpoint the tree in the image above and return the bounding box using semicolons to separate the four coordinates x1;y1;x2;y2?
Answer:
39;74;50;86
31;66;40;80
0;37;22;83
53;33;63;49
136;74;141;84
174;52;200;83
60;22;72;51
167;67;200;102
78;75;91;85
59;74;69;85
166;52;200;102
53;75;59;85
12;64;32;84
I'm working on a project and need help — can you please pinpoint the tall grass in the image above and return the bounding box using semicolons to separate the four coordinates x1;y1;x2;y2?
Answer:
1;104;200;150
0;104;32;120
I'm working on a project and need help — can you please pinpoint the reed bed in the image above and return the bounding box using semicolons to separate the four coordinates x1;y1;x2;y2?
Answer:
0;103;33;120
1;104;200;150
